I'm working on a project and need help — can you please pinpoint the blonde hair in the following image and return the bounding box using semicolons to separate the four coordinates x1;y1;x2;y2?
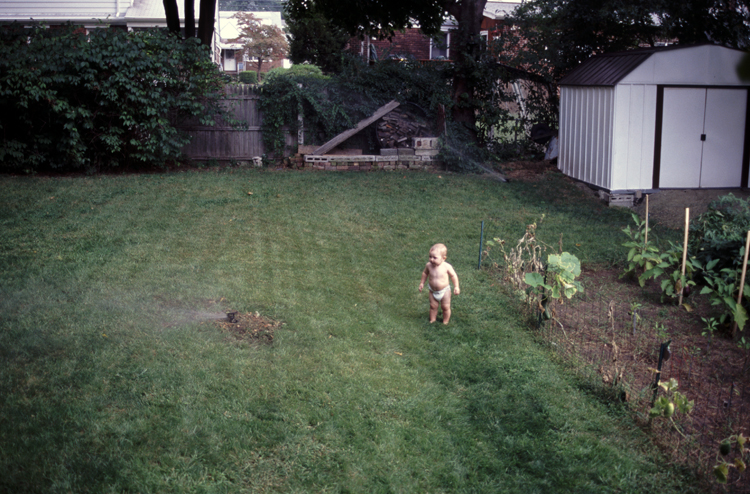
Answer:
430;243;448;258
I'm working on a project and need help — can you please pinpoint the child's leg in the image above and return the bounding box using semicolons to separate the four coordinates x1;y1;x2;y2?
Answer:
441;291;452;324
429;292;439;323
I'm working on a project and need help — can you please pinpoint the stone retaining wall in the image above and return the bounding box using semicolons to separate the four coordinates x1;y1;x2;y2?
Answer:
301;154;441;171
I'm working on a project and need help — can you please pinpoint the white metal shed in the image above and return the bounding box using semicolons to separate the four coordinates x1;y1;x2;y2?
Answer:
558;44;750;192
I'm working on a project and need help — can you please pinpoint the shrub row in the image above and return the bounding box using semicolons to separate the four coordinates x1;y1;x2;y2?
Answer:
0;24;226;172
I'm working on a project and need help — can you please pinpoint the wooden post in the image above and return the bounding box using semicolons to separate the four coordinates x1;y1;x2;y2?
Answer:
732;231;750;339
678;208;689;306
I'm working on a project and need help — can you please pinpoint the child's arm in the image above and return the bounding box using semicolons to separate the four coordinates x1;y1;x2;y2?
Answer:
419;264;429;292
448;264;460;294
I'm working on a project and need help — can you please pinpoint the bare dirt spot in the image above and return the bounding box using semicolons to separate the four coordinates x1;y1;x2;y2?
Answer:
633;188;750;230
500;159;561;182
213;311;280;345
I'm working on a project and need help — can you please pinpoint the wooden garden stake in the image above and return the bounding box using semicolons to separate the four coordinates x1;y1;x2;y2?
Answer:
732;230;750;339
678;208;689;307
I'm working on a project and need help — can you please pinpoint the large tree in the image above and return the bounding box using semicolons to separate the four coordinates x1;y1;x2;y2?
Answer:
230;12;289;78
285;7;351;73
494;0;750;125
284;0;489;132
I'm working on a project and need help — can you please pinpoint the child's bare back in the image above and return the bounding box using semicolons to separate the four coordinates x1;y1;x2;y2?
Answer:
418;243;460;324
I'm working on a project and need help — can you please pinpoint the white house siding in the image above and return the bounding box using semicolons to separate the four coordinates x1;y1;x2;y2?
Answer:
611;84;657;191
559;86;614;190
0;0;122;20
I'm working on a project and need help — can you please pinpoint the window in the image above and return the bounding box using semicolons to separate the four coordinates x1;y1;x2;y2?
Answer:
430;32;450;60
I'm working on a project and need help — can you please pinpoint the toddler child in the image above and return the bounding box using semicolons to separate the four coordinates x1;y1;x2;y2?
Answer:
419;243;460;324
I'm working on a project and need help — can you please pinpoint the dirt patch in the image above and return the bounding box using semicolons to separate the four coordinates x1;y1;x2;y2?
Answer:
633;188;750;230
500;159;563;182
214;311;280;345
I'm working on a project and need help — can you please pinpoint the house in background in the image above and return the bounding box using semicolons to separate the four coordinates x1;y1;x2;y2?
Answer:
557;44;750;193
218;10;290;75
346;1;522;62
0;0;220;63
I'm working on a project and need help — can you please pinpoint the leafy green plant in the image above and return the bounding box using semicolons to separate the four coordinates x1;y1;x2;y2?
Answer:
701;316;720;339
238;70;258;84
0;24;227;172
639;241;700;303
649;378;694;438
701;316;719;356
690;194;750;272
654;322;670;341
525;252;583;300
265;63;327;81
713;433;747;484
621;213;661;279
699;262;750;333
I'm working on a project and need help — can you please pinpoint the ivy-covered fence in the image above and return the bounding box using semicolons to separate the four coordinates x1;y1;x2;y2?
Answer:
178;84;297;163
0;24;226;173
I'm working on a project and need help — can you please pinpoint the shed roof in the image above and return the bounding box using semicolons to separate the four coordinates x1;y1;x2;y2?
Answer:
558;49;655;86
558;44;746;87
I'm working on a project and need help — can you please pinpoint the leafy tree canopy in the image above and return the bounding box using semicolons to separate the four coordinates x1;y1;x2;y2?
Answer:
285;5;351;73
500;0;750;84
219;0;283;11
284;0;448;39
230;12;289;76
495;0;750;126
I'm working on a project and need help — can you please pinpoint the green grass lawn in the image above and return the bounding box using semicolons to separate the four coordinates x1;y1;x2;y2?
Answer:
0;168;696;493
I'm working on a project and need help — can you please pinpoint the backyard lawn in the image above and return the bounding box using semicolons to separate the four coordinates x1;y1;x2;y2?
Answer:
0;167;698;493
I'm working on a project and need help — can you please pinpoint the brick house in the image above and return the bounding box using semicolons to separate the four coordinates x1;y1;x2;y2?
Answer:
218;10;290;75
346;1;521;62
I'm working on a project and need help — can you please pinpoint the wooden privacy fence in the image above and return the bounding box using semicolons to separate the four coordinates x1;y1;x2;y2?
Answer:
178;84;296;162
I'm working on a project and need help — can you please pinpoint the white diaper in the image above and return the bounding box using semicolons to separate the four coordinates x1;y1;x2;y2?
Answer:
429;284;449;301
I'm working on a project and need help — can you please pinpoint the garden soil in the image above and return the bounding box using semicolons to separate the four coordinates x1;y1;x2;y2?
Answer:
499;159;750;491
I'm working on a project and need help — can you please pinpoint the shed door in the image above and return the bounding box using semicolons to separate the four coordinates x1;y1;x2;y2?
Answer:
659;87;747;188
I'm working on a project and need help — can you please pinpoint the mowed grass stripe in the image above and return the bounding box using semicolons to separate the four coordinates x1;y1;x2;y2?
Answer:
0;169;696;493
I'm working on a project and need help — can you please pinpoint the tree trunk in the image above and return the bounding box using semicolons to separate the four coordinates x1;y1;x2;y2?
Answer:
445;0;488;135
185;0;196;39
163;0;180;35
198;0;217;46
256;59;263;81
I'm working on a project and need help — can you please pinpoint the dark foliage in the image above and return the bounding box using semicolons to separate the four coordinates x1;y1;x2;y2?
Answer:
285;8;351;74
690;194;750;271
0;24;226;172
258;57;456;155
219;0;283;11
496;0;750;126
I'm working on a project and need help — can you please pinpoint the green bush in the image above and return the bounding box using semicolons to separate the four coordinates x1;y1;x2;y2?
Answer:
0;24;227;172
259;57;456;155
690;194;750;270
264;64;327;82
238;70;258;84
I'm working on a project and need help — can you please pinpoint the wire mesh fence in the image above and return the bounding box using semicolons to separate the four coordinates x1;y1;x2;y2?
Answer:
534;290;749;492
479;217;749;490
